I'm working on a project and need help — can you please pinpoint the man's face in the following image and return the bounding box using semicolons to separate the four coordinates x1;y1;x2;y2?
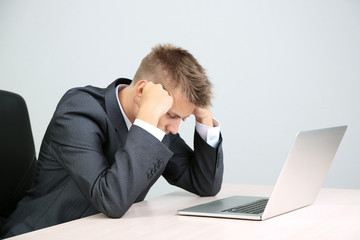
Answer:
157;90;196;135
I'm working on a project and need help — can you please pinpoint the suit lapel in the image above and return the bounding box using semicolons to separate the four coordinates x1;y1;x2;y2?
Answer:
105;78;132;147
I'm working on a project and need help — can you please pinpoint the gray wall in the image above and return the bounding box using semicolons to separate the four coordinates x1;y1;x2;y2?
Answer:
1;0;359;199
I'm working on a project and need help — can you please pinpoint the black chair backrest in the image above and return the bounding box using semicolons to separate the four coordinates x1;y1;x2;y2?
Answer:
0;90;37;219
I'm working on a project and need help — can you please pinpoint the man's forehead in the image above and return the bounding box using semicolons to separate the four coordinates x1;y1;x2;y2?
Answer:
170;89;196;115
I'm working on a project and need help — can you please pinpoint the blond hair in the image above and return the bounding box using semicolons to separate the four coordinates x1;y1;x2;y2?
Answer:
133;44;212;107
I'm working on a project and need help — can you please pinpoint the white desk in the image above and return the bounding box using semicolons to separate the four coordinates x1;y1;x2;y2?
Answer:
6;184;360;240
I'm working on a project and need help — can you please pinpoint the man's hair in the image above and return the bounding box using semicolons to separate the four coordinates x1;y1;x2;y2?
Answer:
133;44;212;107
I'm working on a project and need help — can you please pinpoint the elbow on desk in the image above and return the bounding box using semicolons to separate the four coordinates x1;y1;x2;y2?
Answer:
198;191;218;197
197;181;222;197
202;187;221;197
196;157;223;197
98;202;131;219
102;208;127;219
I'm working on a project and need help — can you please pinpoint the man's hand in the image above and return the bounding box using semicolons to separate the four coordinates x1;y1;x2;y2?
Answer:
193;107;214;127
135;81;173;127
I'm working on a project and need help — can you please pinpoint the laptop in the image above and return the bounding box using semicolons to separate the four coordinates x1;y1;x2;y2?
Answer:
178;125;347;220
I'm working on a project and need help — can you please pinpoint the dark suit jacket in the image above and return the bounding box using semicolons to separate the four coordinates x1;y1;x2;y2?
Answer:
2;78;223;238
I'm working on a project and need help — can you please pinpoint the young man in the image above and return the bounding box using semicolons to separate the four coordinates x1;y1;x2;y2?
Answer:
1;44;224;238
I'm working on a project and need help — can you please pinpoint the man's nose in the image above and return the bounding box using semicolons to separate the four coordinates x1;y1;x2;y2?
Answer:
168;119;181;134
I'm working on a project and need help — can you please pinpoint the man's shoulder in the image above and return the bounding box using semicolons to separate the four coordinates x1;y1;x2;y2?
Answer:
64;85;106;102
58;78;131;110
55;85;107;116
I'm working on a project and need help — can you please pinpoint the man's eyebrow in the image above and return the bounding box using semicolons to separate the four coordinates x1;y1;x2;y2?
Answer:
168;110;190;119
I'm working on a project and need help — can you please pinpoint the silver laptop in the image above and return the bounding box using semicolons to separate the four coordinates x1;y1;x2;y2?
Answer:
178;126;347;220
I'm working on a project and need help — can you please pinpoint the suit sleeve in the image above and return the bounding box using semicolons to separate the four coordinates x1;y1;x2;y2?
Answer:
162;130;224;196
49;92;173;218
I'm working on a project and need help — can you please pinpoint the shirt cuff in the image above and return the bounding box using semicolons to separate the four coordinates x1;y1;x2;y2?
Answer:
195;119;220;148
133;119;165;142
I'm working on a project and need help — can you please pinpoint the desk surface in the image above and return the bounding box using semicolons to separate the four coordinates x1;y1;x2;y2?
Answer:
7;184;360;240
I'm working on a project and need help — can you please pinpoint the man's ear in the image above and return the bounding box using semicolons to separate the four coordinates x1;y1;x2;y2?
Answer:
135;80;148;96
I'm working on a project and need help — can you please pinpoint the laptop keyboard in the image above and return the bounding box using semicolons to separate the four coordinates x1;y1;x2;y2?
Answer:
222;199;269;214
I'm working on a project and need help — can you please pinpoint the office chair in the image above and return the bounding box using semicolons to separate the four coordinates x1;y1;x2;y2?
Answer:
0;90;37;233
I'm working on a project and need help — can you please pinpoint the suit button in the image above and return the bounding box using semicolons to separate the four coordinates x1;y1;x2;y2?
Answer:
154;163;160;170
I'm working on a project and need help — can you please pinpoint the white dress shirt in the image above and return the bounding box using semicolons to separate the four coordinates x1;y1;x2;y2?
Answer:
116;85;220;148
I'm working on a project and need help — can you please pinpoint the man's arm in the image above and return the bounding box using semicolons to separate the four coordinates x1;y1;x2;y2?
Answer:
50;92;173;218
163;107;223;196
163;129;223;196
